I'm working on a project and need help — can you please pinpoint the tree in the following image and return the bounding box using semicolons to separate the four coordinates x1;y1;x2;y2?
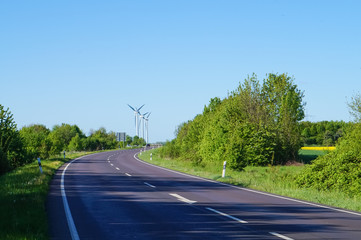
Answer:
126;135;133;146
161;73;306;170
132;135;146;146
262;73;305;163
0;105;28;173
0;105;17;156
48;123;84;155
348;93;361;122
86;128;118;150
20;124;51;159
68;134;84;151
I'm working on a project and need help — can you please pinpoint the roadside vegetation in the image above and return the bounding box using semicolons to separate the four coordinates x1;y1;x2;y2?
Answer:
0;103;146;239
150;73;361;212
160;73;306;170
139;148;361;212
0;152;90;240
0;104;145;175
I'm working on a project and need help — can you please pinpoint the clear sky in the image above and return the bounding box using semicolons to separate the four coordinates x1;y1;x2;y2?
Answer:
1;1;361;142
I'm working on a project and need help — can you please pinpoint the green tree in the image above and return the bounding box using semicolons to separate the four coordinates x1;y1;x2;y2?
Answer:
126;135;133;146
68;133;84;151
132;135;146;146
20;124;51;159
348;92;361;122
86;128;117;150
48;123;84;155
0;105;28;173
161;73;306;170
262;73;305;163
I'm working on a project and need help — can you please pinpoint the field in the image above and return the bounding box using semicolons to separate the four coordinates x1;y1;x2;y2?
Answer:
139;148;361;213
298;149;328;164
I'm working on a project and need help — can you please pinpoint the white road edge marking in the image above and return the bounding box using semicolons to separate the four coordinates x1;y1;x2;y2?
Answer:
206;207;248;223
169;193;197;204
61;158;81;240
133;153;361;217
270;232;294;240
144;182;156;188
125;173;131;176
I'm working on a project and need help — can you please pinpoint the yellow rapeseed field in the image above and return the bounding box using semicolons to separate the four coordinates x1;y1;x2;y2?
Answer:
301;146;336;151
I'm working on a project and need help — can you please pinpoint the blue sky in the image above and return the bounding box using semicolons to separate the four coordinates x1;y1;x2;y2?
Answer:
1;1;361;142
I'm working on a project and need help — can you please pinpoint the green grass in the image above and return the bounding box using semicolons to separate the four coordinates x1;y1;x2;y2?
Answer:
0;152;91;240
139;148;361;213
298;149;328;164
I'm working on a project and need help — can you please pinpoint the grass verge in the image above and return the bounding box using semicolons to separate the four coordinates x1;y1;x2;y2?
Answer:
0;152;92;240
139;148;361;213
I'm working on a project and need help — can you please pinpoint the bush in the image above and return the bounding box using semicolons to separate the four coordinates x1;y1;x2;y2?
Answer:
296;123;361;197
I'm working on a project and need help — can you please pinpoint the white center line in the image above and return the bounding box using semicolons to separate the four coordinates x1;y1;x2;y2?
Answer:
206;207;248;224
144;182;156;188
269;232;294;240
125;173;131;176
115;167;120;170
169;193;197;204
110;163;114;166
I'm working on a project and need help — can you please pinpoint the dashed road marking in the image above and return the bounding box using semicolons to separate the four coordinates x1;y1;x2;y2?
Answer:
269;232;294;240
206;207;248;224
169;193;197;204
144;182;156;188
125;173;131;176
115;167;120;170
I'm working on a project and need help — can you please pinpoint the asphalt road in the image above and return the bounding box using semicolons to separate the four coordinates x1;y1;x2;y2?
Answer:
47;149;361;240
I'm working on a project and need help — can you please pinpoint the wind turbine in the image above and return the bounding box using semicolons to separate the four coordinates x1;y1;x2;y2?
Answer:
127;104;144;137
144;112;151;144
139;111;148;140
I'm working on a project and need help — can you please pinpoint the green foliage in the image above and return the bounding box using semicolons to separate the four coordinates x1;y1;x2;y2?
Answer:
161;73;305;170
68;133;84;151
48;123;84;155
0;151;91;239
296;123;361;197
299;121;352;146
19;124;51;159
348;92;361;122
158;139;180;159
0;105;28;173
140;148;361;213
131;135;146;147
84;128;118;151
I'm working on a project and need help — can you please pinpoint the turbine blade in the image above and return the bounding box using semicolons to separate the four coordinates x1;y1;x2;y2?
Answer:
127;104;135;111
138;104;145;111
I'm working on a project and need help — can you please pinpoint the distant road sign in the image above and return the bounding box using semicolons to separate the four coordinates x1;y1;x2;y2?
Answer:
116;132;126;142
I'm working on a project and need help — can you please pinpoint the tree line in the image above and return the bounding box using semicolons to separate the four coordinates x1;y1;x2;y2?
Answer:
0;104;145;174
160;73;306;170
300;121;354;146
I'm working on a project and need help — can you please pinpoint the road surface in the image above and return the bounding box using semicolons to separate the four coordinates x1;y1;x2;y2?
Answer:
47;149;361;239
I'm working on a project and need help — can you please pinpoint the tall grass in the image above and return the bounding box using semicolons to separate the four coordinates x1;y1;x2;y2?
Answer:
139;148;361;213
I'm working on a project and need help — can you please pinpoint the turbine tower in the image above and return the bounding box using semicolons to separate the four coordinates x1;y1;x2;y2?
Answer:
127;104;144;137
139;111;148;140
144;112;151;144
